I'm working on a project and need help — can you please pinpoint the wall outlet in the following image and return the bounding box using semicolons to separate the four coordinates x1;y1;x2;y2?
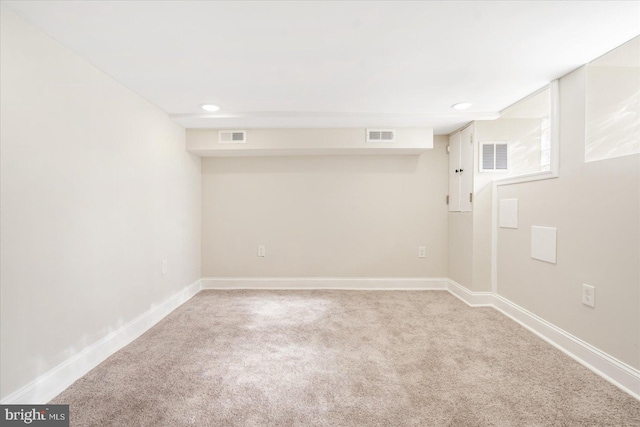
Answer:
257;245;266;257
161;259;167;275
582;284;595;307
418;246;426;258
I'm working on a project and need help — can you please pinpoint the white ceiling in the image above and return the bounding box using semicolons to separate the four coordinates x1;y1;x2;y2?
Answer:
2;1;639;134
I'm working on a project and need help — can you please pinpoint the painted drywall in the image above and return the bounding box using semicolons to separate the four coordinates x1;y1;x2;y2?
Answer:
187;128;433;156
470;183;493;293
201;135;449;278
459;89;551;293
0;8;201;399
448;212;473;288
475;118;546;176
496;66;640;369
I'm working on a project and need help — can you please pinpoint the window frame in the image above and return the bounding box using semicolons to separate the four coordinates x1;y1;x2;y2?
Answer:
493;79;560;186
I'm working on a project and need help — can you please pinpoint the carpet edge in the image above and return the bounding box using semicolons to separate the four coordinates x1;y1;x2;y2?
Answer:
490;292;640;401
5;277;638;405
200;277;449;290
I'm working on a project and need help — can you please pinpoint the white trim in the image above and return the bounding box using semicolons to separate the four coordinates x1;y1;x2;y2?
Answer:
491;180;499;294
1;279;202;404
449;279;640;400
447;121;474;137
490;79;561;188
490;163;560;294
489;80;560;293
499;83;552;116
445;279;494;307
549;79;560;174
490;169;561;295
201;277;449;290
493;169;558;187
492;293;640;400
4;276;638;404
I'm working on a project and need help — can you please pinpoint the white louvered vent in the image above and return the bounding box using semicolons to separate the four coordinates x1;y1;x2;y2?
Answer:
218;130;247;144
366;129;396;143
480;142;509;172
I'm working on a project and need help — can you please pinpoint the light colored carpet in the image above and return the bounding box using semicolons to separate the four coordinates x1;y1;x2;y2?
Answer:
51;290;640;426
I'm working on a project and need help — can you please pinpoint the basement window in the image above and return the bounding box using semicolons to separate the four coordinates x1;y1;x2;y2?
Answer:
585;36;640;162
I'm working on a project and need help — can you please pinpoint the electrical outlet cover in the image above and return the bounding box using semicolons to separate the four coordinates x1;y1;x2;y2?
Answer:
582;284;595;308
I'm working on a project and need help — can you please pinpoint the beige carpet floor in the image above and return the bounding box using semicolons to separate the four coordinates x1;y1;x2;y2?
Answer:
51;290;640;426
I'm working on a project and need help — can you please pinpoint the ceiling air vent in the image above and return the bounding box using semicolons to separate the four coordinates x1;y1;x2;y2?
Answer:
366;129;396;143
218;130;246;144
480;142;509;172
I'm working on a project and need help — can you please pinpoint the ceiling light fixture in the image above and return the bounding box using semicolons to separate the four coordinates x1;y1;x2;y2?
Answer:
451;102;472;110
201;104;220;112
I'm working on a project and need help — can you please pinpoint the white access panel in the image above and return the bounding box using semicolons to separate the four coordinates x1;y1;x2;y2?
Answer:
531;226;557;263
459;125;474;212
448;132;461;211
499;199;518;228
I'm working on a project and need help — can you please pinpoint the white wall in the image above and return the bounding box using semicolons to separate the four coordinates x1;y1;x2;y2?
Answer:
4;0;635;403
496;66;640;369
475;118;546;176
466;118;543;293
187;128;433;156
450;89;551;293
0;8;201;399
200;135;449;278
448;212;473;287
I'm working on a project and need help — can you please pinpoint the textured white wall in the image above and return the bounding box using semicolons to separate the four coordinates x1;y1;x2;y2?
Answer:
0;9;201;399
201;135;449;278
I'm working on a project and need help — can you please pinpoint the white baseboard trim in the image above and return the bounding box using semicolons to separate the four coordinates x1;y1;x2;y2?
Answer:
445;279;639;400
445;279;494;307
1;279;202;404
200;277;449;290
4;277;638;404
491;293;640;400
138;276;640;401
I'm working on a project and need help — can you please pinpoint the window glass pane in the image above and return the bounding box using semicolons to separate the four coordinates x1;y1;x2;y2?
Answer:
585;36;640;162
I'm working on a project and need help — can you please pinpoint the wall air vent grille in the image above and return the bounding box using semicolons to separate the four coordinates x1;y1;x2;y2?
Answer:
366;129;396;142
495;144;508;169
480;142;508;171
218;130;246;144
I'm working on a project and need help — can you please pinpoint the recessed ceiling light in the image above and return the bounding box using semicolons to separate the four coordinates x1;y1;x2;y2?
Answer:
451;102;472;110
201;104;220;112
